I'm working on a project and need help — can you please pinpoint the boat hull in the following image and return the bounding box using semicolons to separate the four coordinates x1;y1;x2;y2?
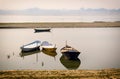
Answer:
42;48;57;52
21;46;40;52
21;40;41;52
61;51;80;60
60;45;80;60
34;29;51;32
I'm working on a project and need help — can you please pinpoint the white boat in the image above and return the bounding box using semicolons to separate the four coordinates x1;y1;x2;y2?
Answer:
21;41;41;52
41;41;56;51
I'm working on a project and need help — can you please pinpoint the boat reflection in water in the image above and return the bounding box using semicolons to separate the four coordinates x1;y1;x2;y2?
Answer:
42;49;57;57
60;55;81;70
19;49;40;57
19;50;40;62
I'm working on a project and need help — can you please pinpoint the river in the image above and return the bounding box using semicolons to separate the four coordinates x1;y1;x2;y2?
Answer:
0;28;120;70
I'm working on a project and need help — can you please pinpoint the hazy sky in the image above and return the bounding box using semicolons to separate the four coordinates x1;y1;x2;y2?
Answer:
0;0;120;10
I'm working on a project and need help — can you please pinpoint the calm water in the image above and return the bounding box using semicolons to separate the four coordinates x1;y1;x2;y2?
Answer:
0;28;120;70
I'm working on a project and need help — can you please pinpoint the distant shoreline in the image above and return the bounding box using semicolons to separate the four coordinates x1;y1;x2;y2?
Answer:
0;69;120;79
0;22;120;28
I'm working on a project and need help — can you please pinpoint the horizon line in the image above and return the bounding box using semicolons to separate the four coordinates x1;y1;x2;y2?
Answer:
0;7;120;11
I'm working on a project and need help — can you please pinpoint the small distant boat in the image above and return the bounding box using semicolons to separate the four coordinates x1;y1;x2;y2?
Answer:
34;28;51;32
60;44;80;60
41;41;57;52
21;41;41;52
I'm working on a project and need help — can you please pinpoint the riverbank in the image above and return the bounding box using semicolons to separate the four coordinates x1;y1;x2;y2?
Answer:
0;69;120;79
0;22;120;28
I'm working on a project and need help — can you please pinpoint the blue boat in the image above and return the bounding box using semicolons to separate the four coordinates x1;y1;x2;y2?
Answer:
21;41;41;52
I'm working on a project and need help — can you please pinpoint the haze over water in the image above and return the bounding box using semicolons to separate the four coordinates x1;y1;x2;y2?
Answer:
0;13;120;22
0;0;120;23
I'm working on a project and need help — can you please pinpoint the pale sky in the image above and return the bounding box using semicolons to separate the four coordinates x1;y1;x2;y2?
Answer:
0;0;120;10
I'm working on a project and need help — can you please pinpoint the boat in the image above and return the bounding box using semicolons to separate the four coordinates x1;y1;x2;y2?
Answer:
21;40;41;52
60;55;81;70
60;44;80;60
34;28;51;33
41;41;57;52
